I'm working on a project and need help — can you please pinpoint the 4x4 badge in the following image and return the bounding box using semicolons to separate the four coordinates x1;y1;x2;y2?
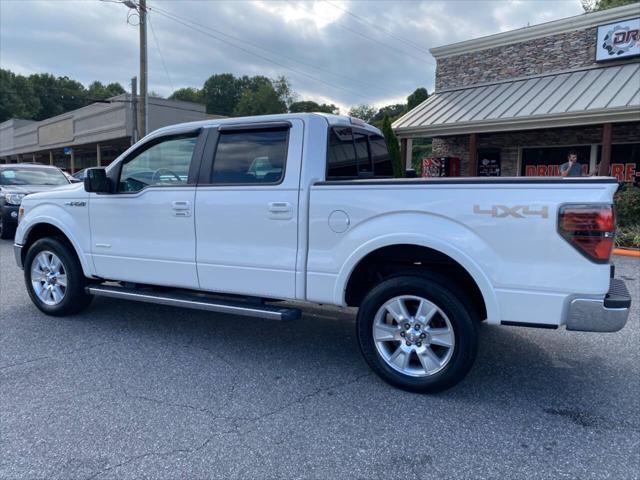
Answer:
473;204;548;218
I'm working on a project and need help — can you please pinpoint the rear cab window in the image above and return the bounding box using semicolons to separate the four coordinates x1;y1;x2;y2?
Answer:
326;127;393;180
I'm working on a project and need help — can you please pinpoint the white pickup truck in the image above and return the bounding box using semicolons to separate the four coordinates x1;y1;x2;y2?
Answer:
13;113;631;392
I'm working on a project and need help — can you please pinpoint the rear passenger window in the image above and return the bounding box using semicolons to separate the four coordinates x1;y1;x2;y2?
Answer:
370;135;393;176
327;128;358;178
354;133;372;174
211;128;288;184
327;128;394;180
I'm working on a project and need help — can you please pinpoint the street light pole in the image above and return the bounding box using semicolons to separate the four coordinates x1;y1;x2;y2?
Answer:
138;0;147;138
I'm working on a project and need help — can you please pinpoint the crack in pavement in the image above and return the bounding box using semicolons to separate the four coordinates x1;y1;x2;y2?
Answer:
84;372;372;479
0;342;108;371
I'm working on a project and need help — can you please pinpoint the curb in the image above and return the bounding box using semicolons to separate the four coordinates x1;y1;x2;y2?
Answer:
613;248;640;258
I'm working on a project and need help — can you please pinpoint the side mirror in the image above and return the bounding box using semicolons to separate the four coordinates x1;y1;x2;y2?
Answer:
84;168;110;193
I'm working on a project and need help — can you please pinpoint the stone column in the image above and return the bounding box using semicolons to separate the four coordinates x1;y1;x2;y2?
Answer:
96;143;101;167
49;151;53;166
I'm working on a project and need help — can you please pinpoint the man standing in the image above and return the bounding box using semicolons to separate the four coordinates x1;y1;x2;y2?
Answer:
560;150;583;177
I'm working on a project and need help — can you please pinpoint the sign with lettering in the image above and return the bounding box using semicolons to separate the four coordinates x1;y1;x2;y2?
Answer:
596;17;640;62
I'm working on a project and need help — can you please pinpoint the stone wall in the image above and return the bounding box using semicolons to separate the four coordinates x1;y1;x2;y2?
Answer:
435;26;616;91
431;122;640;176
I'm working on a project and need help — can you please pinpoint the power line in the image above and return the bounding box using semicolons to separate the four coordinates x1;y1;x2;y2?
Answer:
147;2;401;99
148;13;174;91
323;0;432;56
284;0;433;64
148;5;378;102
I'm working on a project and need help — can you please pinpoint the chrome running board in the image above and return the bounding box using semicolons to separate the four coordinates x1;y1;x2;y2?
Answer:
87;284;301;321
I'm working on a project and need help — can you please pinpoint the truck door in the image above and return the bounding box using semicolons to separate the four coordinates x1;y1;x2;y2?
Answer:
89;131;203;288
195;120;302;299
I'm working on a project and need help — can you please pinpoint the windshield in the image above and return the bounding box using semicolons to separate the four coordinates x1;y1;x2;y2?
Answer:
0;167;69;186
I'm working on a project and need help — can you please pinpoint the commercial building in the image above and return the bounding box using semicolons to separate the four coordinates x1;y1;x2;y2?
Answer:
0;95;216;172
394;3;640;182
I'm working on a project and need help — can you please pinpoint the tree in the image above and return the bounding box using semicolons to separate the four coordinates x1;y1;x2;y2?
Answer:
169;87;203;103
289;100;339;114
0;69;39;122
407;87;429;111
371;103;406;125
202;73;242;116
582;0;636;11
348;104;376;123
381;113;403;178
87;81;125;101
272;76;298;109
233;83;287;116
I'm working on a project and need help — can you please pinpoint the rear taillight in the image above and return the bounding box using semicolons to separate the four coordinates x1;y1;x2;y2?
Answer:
558;205;615;263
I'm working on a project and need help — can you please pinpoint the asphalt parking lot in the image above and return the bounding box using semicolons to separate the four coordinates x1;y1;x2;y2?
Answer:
1;239;638;479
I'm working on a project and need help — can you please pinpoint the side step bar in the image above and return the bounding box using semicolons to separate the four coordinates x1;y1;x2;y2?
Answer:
87;284;301;321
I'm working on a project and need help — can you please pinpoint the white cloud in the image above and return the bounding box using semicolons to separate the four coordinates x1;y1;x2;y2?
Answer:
0;0;585;111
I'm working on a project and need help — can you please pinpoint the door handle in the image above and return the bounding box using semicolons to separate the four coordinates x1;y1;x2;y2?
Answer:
172;200;191;210
268;201;293;219
172;200;191;217
268;202;292;213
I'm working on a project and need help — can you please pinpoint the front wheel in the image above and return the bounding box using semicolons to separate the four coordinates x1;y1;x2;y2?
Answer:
24;237;93;316
356;276;478;393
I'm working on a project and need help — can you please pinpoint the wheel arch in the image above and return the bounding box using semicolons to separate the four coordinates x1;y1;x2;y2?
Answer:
337;236;500;324
21;222;93;277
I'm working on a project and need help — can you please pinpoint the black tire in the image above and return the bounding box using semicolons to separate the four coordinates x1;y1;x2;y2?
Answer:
24;237;93;316
356;275;478;393
0;215;15;239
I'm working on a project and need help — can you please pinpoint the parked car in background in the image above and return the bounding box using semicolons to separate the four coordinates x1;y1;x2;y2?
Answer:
12;114;632;393
0;164;70;239
71;169;87;182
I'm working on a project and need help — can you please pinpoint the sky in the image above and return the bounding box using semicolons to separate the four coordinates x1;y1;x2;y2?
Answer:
0;0;586;113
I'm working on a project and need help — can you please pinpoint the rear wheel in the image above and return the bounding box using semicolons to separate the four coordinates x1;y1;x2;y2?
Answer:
356;275;478;393
24;237;92;316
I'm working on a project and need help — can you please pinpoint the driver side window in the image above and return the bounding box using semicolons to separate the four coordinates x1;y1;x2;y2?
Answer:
118;135;198;192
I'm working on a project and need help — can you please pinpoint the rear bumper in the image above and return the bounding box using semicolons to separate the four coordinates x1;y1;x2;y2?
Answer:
566;279;631;332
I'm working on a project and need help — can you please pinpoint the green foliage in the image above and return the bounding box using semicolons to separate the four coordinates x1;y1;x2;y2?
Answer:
233;84;287;116
272;76;298;109
348;104;377;123
411;139;432;174
371;103;406;125
582;0;636;11
0;69;126;122
381;113;403;178
168;87;203;103
87;81;125;101
289;100;339;114
407;87;429;111
615;225;640;248
200;73;297;116
615;184;640;227
201;73;242;116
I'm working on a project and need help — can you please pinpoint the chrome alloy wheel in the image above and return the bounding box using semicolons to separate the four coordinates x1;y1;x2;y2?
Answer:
30;250;67;306
373;295;455;377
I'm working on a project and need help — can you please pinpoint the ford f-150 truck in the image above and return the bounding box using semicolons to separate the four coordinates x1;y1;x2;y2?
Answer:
13;113;632;393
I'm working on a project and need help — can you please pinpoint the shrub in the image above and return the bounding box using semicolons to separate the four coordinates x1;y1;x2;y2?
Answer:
615;184;640;228
615;224;640;249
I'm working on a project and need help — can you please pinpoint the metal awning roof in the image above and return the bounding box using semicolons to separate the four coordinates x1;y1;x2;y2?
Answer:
393;63;640;137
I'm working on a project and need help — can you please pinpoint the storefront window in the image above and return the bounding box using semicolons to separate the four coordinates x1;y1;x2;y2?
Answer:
521;146;591;176
597;143;640;184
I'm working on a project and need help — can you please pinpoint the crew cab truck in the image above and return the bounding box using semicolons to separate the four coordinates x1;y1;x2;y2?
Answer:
13;113;631;393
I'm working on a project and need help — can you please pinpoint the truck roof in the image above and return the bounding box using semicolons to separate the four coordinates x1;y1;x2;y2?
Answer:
151;112;382;138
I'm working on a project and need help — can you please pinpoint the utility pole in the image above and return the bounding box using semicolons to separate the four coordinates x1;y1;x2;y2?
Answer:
131;76;138;144
138;0;148;138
